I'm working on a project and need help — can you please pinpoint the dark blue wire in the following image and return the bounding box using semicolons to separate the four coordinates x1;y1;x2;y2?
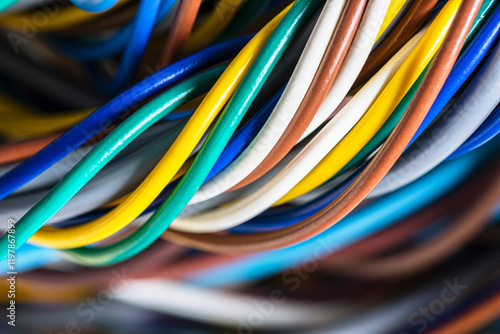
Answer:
0;35;252;201
161;109;195;121
44;4;500;230
409;3;500;145
447;104;500;160
205;85;285;181
230;164;365;233
53;84;285;227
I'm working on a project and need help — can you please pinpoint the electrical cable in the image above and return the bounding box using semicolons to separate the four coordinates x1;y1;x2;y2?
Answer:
175;147;484;286
164;3;454;234
107;0;162;91
448;104;500;159
25;8;288;249
159;0;202;67
225;0;392;194
0;35;251;201
371;39;500;197
161;0;481;253
275;0;479;205
55;0;324;266
52;0;177;61
187;0;357;205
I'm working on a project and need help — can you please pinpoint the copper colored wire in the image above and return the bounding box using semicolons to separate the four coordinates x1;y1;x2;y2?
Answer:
22;241;185;285
426;287;500;334
0;133;59;165
326;159;500;278
163;0;484;253
227;0;368;191
321;166;491;266
159;0;203;68
354;0;439;87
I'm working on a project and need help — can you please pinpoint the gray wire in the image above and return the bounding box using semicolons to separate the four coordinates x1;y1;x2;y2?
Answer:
371;39;500;197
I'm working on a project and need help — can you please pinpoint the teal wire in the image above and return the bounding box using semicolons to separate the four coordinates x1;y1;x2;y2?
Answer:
63;0;324;266
0;64;228;260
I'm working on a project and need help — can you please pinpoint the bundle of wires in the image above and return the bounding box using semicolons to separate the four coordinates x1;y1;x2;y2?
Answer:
1;0;500;333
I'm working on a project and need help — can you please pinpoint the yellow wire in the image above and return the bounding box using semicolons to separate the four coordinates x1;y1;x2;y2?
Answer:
275;0;461;206
100;157;192;209
376;0;407;41
185;0;246;52
0;92;92;139
0;0;132;31
31;4;293;249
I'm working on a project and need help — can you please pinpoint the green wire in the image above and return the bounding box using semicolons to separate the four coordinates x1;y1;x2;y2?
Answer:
64;0;323;266
337;0;498;176
0;0;18;12
0;64;227;259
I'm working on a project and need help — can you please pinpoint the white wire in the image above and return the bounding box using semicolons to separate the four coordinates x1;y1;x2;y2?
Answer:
169;29;425;233
370;39;500;197
113;279;350;329
187;0;348;205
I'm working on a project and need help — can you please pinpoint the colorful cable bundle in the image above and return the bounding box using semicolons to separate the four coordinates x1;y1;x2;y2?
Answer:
1;0;500;333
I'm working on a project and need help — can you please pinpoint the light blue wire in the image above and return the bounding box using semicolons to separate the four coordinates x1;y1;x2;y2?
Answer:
70;0;119;12
56;0;177;61
0;245;59;276
189;148;490;287
106;0;162;91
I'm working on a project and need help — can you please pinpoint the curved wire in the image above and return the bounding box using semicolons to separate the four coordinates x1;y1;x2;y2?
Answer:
185;0;247;52
163;2;455;234
28;9;288;249
70;0;119;13
0;35;251;201
58;0;323;266
0;0;132;31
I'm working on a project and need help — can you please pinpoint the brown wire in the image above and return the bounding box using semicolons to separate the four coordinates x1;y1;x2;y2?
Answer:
321;165;491;266
0;133;59;165
159;0;203;68
226;0;367;191
326;158;500;278
163;0;484;253
22;240;185;284
426;287;500;334
354;0;438;87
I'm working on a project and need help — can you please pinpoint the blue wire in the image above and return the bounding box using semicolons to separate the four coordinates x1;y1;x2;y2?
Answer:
188;148;488;286
52;84;285;227
447;105;500;159
0;244;59;275
409;3;500;145
54;0;177;61
205;85;285;182
108;0;162;91
0;35;252;201
231;166;364;233
161;109;195;121
70;0;119;12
